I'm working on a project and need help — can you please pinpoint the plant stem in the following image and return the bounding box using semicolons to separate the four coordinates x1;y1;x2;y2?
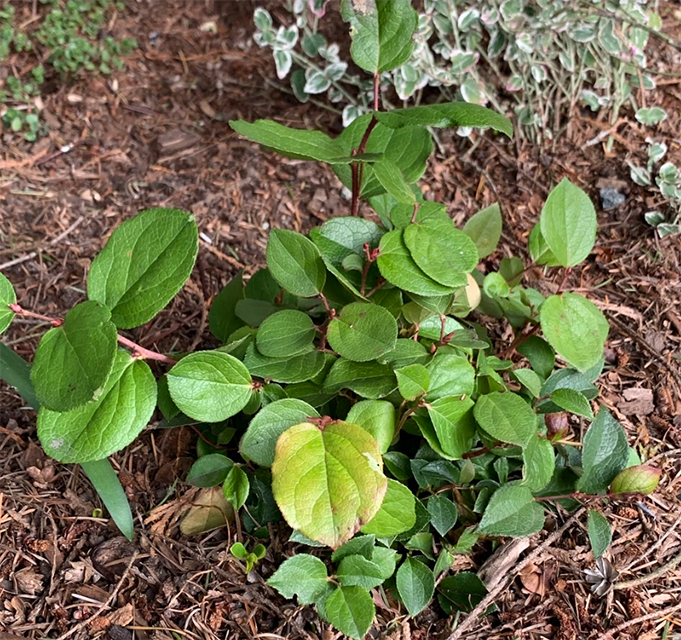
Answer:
462;447;490;459
503;322;541;358
9;303;63;326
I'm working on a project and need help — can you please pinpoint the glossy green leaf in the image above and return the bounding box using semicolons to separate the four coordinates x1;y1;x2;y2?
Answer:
396;364;430;400
539;178;597;268
88;208;198;329
332;534;376;563
266;229;326;298
186;453;234;488
256;309;316;357
396;558;435;617
550;388;594;419
337;555;386;589
0;342;39;410
272;421;387;548
209;271;244;341
327;302;397;362
540;293;609;372
361;478;416;537
167;351;252;422
587;509;612;558
0;272;16;335
473;392;537;446
223;464;249;510
426;354;475;400
427;495;459;536
31;301;117;412
517;336;555;379
463;203;502;259
323;586;375;640
521;435;555;491
478;484;545;536
323;358;396;399
426;397;476;459
241;398;319;467
267;554;329;605
512;368;543;398
244;343;327;383
346;400;395;454
37;350;157;463
577;407;628;493
438;572;488;612
404;219;478;288
373;158;416;204
528;223;561;267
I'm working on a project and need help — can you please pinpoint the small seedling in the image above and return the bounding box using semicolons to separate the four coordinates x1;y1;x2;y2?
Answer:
231;542;267;573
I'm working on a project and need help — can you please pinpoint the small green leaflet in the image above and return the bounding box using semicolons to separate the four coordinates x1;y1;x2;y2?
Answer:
427;495;459;536
209;271;245;341
375;102;513;138
256;309;316;358
223;465;249;510
426;354;476;400
167;351;252;422
577;407;629;494
337;555;387;589
517;336;555;379
474;392;537;446
31;301;117;412
267;554;329;605
551;388;594;419
327;302;397;362
477;484;545;537
340;0;417;74
512;368;543;398
37;350;157;463
528;223;561;267
323;358;396;399
186;454;234;488
332;534;376;563
372;158;416;204
539;178;597;268
396;364;430;400
240;398;319;467
463;203;502;259
272;421;387;548
521;434;555;491
403;219;478;288
438;572;488;613
426;397;476;459
323;586;375;640
244;343;327;383
0;271;16;335
229;119;344;163
361;478;416;537
346;400;395;454
540;293;608;372
87;208;198;329
587;510;612;558
396;558;435;617
266;229;326;298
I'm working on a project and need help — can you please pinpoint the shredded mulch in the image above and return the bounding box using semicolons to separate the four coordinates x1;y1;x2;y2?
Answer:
1;1;680;638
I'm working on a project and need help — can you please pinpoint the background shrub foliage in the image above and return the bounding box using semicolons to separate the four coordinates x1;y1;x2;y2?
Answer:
0;1;661;636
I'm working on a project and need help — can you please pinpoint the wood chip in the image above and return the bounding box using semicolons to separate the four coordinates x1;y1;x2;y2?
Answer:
618;388;655;415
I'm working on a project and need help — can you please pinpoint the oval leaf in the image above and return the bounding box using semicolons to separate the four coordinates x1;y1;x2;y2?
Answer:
477;484;545;536
323;585;375;640
266;229;326;297
327;302;398;362
256;309;316;358
463;203;502;259
396;558;435;617
361;478;416;537
474;392;538;446
0;272;16;335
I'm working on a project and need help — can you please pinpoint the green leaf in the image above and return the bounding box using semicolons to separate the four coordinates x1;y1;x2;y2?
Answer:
337;555;386;589
463;203;502;259
167;351;252;422
528;223;561;267
323;586;375;640
372;158;416;204
438;572;488;612
209;271;244;341
180;486;235;535
244;343;327;383
323;359;396;399
426;354;476;401
223;465;249;510
396;364;430;400
379;338;429;368
37;350;157;463
375;102;513;137
577;407;629;493
31;301;117;412
272;421;387;548
256;309;316;358
340;0;417;73
426;397;476;459
452;527;479;554
361;478;416;537
539;178;597;268
332;534;376;563
81;458;134;541
521;435;555;491
550;388;594;419
396;558;435;617
403;219;478;288
88;208;198;329
186;453;234;488
373;546;399;578
427;495;459;536
517;336;555;379
327;302;397;362
241;398;319;467
266;229;326;298
512;368;543;398
346;400;395;454
229;119;344;163
0;271;16;335
474;392;537;446
0;341;39;409
267;554;329;605
540;293;609;372
483;272;510;298
587;510;612;558
477;484;545;536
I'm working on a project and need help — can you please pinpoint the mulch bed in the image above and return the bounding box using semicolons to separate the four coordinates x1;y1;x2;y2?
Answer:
1;1;681;638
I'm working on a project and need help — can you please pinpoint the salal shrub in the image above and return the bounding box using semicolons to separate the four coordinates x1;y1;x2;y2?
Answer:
254;0;661;139
0;2;661;636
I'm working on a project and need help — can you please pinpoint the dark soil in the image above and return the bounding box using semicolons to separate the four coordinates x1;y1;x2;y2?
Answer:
1;1;681;639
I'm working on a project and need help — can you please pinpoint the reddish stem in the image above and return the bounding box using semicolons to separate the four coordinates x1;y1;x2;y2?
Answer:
462;447;490;459
9;304;62;326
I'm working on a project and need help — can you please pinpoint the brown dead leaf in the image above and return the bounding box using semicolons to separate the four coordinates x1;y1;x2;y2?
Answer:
180;487;235;536
14;569;44;595
519;562;545;596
